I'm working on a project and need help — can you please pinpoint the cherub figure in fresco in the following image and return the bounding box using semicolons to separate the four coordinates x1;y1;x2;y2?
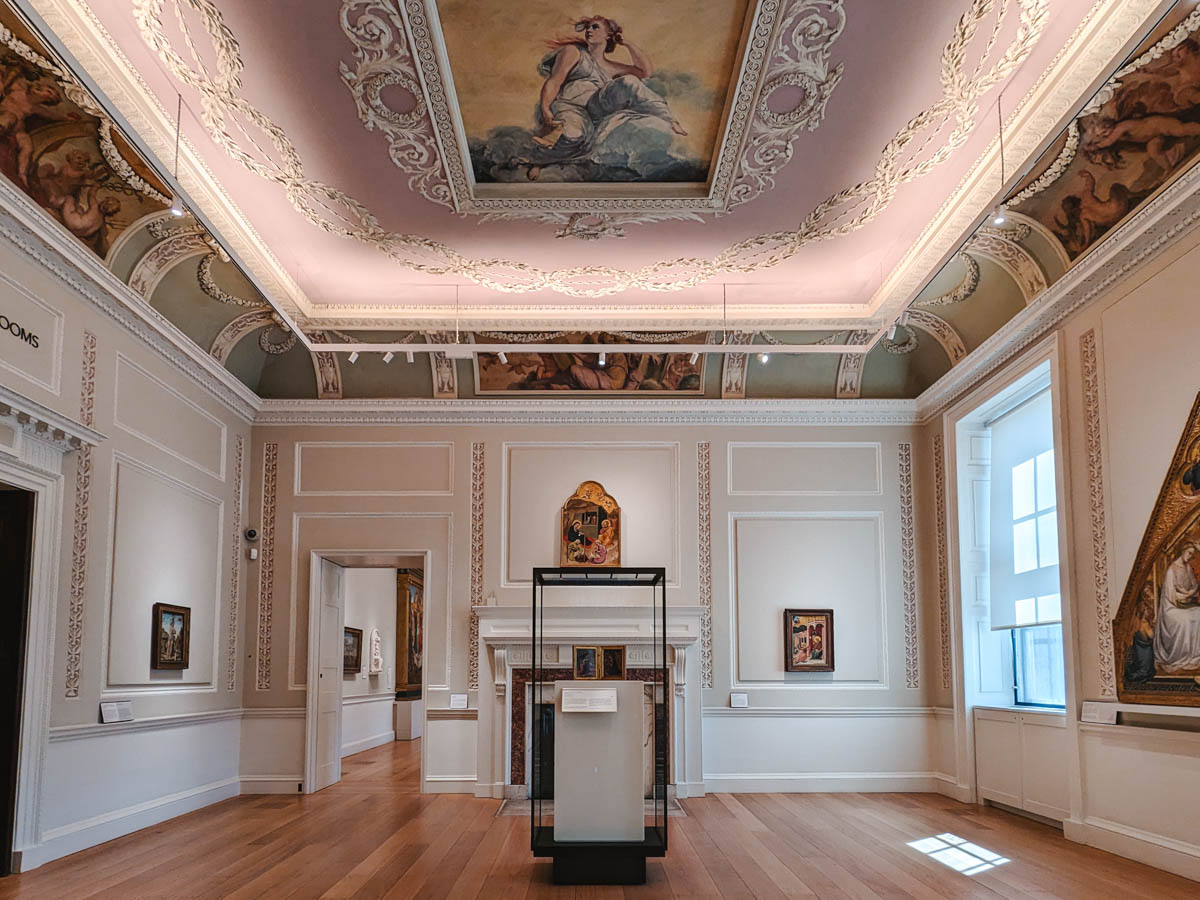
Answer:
1085;114;1200;172
36;148;109;212
59;184;121;254
0;67;62;187
1053;170;1134;256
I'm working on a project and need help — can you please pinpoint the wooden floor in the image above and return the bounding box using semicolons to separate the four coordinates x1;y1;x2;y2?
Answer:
2;740;1195;898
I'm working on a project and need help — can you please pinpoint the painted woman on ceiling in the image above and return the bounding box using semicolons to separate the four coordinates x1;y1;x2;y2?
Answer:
476;16;695;183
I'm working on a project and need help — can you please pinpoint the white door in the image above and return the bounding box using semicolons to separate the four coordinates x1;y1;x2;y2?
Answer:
313;558;344;792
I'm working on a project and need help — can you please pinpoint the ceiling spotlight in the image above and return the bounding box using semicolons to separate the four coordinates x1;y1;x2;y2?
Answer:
498;351;508;364
689;351;699;364
405;350;414;363
347;351;359;364
598;352;606;367
168;195;185;217
992;205;1007;226
887;322;899;341
758;352;769;364
382;351;395;364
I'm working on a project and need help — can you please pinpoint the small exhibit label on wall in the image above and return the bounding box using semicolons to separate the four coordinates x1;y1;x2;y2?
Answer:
1080;700;1118;724
729;692;749;708
99;700;133;723
561;688;618;713
448;693;469;710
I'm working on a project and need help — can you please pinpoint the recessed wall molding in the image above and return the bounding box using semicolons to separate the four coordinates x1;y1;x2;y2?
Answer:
65;330;98;698
256;442;279;691
698;441;714;689
468;441;484;692
292;441;453;496
933;432;952;692
0;267;64;395
727;442;883;496
226;434;245;693
899;442;919;689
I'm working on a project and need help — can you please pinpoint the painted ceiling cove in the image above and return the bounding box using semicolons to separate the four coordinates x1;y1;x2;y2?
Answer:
2;1;1200;400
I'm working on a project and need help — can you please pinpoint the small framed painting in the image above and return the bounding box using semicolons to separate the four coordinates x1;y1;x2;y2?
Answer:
573;645;599;680
784;609;834;673
601;646;626;680
151;603;190;669
344;626;364;673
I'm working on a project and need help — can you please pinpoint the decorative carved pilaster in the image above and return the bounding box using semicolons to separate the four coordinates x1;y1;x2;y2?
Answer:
227;434;245;692
468;441;485;691
493;647;507;704
933;433;952;691
899;442;919;688
697;441;714;688
256;442;278;690
1081;330;1116;697
673;645;687;699
65;330;97;698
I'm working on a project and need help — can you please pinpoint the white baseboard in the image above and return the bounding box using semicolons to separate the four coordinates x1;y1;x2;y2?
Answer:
241;776;303;795
933;775;972;802
674;780;706;799
18;777;240;871
423;775;476;794
474;781;504;799
701;771;948;793
340;730;395;758
1067;817;1200;883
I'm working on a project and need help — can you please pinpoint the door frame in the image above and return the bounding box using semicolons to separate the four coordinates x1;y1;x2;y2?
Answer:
303;548;431;793
0;449;65;871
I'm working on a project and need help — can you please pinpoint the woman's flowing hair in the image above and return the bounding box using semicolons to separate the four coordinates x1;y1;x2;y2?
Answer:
546;16;622;54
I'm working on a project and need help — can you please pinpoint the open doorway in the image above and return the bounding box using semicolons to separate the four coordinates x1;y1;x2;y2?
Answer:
0;484;34;877
304;552;426;795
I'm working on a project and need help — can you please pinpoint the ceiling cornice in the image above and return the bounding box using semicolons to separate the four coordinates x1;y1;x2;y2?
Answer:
252;398;920;427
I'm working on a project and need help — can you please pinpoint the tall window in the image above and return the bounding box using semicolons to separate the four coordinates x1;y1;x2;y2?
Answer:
988;388;1066;707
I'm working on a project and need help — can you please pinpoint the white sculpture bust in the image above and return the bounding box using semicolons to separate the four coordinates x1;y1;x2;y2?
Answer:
369;628;383;675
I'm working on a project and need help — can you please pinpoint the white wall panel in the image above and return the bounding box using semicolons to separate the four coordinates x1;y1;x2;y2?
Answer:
424;715;477;793
733;514;885;684
295;442;453;495
728;442;881;495
105;457;222;689
0;269;63;394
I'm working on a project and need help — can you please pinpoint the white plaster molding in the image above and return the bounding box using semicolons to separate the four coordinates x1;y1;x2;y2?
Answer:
253;397;920;426
468;441;484;692
0;381;104;452
697;441;714;689
964;229;1048;303
898;442;919;689
932;432;952;692
702;705;944;717
255;441;278;691
64;330;97;698
209;309;275;364
226;433;245;693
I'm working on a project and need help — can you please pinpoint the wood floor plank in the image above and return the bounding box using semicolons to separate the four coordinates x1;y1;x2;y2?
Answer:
2;741;1198;899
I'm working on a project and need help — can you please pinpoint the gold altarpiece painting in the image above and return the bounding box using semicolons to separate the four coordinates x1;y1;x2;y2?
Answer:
560;481;621;567
1114;392;1200;706
395;569;424;699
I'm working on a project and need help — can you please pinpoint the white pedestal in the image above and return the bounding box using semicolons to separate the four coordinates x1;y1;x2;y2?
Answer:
393;698;423;740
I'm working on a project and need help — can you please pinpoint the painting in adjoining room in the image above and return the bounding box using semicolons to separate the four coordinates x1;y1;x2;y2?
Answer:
573;645;599;679
1011;6;1200;262
783;609;833;673
1114;392;1200;706
436;0;751;184
395;569;424;699
150;602;190;670
475;332;706;394
343;626;364;674
0;7;168;257
601;645;626;680
560;480;621;567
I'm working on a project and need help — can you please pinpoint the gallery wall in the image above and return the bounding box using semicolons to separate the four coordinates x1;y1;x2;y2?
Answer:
0;204;255;868
340;568;397;756
245;420;947;794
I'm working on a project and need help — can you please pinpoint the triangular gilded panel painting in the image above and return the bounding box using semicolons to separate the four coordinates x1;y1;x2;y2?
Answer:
1114;393;1200;705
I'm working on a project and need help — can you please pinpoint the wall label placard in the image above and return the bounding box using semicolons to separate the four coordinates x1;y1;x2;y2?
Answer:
448;693;468;710
0;313;39;349
1080;701;1118;725
561;688;618;712
99;700;133;723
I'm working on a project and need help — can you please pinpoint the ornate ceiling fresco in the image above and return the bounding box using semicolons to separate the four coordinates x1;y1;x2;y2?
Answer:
2;0;1199;400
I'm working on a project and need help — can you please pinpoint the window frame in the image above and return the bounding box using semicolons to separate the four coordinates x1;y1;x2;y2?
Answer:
1010;623;1067;709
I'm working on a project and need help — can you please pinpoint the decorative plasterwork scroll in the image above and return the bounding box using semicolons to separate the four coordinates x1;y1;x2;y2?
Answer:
933;432;951;692
835;330;873;399
427;332;458;399
226;434;245;692
127;228;210;297
1081;329;1116;698
134;0;1046;296
307;333;343;400
899;442;919;689
964;225;1048;303
468;441;484;691
64;330;97;698
256;441;278;690
915;253;981;308
209;309;274;363
697;441;714;688
906;309;968;365
720;332;755;399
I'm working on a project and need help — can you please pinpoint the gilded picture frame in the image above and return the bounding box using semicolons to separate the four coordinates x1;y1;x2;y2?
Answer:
573;645;600;680
601;646;626;680
344;626;364;674
783;609;834;673
150;602;190;670
560;480;621;567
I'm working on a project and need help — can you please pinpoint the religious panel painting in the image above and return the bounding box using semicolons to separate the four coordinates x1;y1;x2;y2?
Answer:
560;480;620;567
1114;393;1200;706
784;609;833;673
395;568;424;698
151;602;190;670
1011;6;1200;263
475;332;707;394
436;0;752;185
0;6;169;258
343;626;364;674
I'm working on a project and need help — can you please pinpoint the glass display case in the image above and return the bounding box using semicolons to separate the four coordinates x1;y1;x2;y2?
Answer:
530;567;667;885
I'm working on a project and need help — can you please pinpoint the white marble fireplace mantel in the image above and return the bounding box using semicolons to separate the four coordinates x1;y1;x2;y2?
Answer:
472;605;705;800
